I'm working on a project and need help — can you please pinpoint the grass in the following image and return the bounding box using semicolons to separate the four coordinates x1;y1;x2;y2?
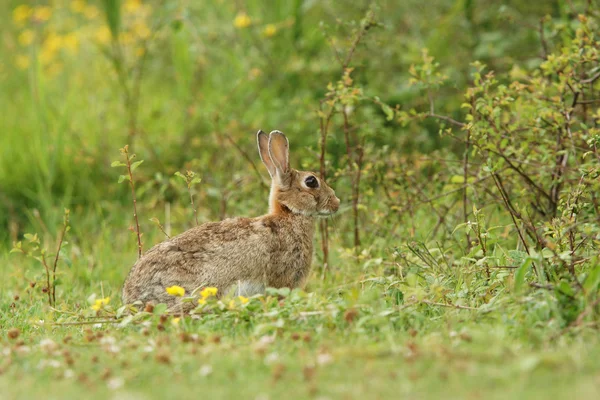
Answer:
2;221;600;399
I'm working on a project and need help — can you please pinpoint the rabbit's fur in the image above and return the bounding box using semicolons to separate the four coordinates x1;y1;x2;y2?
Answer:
122;130;340;311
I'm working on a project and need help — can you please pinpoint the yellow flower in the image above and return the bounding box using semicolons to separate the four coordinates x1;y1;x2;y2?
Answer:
91;297;110;311
249;68;261;80
33;6;52;22
13;5;32;24
46;33;63;50
166;285;186;296
263;24;277;37
84;5;100;20
119;32;134;45
198;298;206;305
15;54;30;70
124;0;142;14
47;62;63;78
238;296;249;304
63;33;79;53
18;30;35;46
40;33;62;65
200;287;218;299
70;0;86;13
171;317;180;326
233;12;251;29
228;299;235;309
133;22;151;40
94;26;112;44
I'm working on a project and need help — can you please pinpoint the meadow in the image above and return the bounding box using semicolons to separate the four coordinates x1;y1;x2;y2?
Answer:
1;0;600;399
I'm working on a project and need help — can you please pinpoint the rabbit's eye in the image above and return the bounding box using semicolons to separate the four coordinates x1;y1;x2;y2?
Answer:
305;175;319;188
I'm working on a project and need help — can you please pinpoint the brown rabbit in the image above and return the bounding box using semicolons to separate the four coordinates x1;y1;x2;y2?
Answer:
122;130;340;311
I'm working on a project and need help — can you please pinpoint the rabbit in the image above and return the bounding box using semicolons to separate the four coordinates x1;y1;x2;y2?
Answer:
122;130;340;312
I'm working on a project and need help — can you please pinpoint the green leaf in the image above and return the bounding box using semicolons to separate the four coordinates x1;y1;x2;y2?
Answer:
118;315;134;327
450;175;465;184
514;257;533;292
111;161;126;167
10;244;22;254
118;175;129;183
102;0;121;40
174;171;186;180
116;306;129;319
153;303;168;315
130;160;144;171
557;281;574;297
24;233;39;243
380;102;394;121
584;264;600;293
391;289;404;305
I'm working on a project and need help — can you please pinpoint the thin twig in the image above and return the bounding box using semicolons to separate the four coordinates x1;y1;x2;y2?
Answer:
463;129;471;249
51;210;70;305
122;146;143;258
44;320;122;326
491;172;538;275
419;299;479;310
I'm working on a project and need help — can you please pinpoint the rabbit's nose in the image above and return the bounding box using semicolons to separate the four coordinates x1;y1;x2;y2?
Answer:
330;196;340;212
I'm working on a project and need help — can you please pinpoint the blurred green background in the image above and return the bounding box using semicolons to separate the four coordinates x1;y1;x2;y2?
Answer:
0;0;563;245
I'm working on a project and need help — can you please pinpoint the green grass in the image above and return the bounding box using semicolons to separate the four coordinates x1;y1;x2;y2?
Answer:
1;222;600;399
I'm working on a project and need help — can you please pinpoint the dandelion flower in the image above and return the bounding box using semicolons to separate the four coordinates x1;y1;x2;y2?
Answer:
63;33;79;53
13;5;32;24
233;13;251;29
119;32;134;45
40;47;57;66
171;317;180;326
40;33;62;65
15;54;30;70
200;287;218;299
94;26;112;44
91;297;110;311
18;30;35;46
198;298;206;305
33;6;52;22
238;296;249;304
166;285;185;297
84;5;100;20
124;0;142;14
70;0;86;14
133;22;151;40
263;24;277;37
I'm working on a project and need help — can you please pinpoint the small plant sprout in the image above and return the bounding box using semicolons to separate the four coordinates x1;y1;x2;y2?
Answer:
112;145;144;258
10;208;70;307
174;170;202;226
149;217;170;238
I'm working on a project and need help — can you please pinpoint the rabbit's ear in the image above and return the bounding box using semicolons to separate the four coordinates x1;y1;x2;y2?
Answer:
257;130;276;178
268;130;290;178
